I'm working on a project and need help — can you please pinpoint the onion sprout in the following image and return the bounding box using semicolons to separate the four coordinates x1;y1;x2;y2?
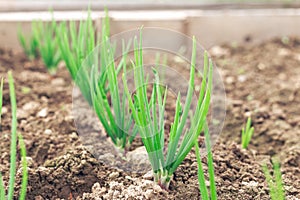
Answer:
123;32;213;189
17;23;39;60
241;117;254;149
263;160;285;200
195;123;217;200
33;16;61;75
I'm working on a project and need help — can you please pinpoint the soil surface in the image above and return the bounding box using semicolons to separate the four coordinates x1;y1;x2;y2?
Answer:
0;37;299;200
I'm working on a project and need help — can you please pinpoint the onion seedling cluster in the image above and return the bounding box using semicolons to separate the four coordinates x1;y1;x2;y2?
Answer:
34;18;61;75
69;11;138;149
18;10;99;78
18;23;39;60
58;10;99;81
59;10;110;106
18;10;219;194
87;37;138;149
122;33;213;189
18;17;61;74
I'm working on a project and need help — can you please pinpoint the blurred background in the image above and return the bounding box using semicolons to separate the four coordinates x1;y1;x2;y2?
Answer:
1;0;300;11
0;0;300;50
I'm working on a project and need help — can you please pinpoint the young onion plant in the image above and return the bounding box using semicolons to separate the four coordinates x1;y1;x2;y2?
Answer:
0;71;28;200
241;117;254;149
88;36;137;149
58;10;109;105
18;23;39;60
123;34;213;189
65;9;138;150
195;123;217;200
34;17;61;75
58;10;99;81
263;160;285;200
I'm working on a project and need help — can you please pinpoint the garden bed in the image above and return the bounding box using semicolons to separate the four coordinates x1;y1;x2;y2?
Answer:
0;36;299;199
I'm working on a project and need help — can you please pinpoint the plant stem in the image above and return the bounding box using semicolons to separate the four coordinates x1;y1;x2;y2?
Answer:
7;71;17;200
195;140;209;200
204;123;217;200
18;134;28;200
154;170;172;190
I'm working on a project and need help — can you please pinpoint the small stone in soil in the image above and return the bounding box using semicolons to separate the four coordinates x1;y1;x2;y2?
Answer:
25;157;34;167
109;172;119;179
51;78;65;86
143;171;153;180
37;108;48;118
210;45;229;57
70;132;78;140
238;75;247;82
1;106;7;114
225;76;235;84
22;101;40;111
44;129;52;135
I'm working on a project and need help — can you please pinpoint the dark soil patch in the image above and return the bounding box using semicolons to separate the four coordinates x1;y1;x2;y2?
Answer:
0;37;299;199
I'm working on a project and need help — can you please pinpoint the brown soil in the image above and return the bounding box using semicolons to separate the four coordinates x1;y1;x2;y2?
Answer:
0;37;299;200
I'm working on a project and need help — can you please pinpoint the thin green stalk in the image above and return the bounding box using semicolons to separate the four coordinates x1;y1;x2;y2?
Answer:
273;161;285;200
7;71;17;200
241;117;254;149
90;66;117;144
195;141;209;200
18;134;28;200
0;72;27;200
130;33;158;159
165;36;196;168
195;122;217;200
263;164;276;199
204;123;217;200
168;58;212;176
153;69;167;173
105;40;122;136
175;53;209;154
263;160;285;200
